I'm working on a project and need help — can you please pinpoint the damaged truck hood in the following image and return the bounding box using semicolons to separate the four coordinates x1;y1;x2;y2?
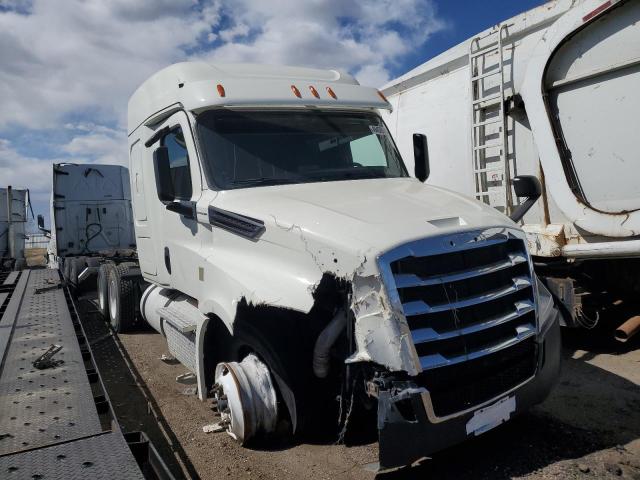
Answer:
215;177;511;253
210;177;518;375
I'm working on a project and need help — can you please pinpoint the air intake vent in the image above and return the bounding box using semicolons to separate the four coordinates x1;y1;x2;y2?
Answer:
208;206;265;239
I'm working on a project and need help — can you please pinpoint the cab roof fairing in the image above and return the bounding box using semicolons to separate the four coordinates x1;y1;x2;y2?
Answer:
128;62;391;135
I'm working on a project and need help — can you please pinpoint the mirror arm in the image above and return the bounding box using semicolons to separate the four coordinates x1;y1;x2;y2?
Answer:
166;201;195;219
509;196;538;223
509;175;542;223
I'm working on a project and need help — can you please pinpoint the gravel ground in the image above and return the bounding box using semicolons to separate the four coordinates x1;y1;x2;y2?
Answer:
79;297;639;480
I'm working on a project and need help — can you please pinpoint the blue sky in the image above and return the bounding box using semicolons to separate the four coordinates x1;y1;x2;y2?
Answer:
0;0;542;228
403;1;543;71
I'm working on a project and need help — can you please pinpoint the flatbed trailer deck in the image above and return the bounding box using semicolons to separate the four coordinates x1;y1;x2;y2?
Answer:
0;268;168;479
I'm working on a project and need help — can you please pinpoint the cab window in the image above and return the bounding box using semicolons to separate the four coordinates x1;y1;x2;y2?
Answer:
162;127;192;200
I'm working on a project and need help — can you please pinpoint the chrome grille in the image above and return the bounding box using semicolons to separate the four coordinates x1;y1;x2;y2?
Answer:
379;229;537;372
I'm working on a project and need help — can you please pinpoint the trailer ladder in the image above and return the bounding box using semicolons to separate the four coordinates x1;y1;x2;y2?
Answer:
469;24;513;214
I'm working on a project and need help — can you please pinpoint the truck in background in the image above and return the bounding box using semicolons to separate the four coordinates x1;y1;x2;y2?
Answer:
1;186;29;271
381;0;640;332
91;61;564;469
42;163;144;324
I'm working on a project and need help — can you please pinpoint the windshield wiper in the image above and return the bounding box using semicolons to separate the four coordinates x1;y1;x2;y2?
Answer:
230;177;297;187
307;168;385;181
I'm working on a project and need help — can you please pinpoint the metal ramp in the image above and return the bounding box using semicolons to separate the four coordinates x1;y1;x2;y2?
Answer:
0;269;147;479
469;25;513;214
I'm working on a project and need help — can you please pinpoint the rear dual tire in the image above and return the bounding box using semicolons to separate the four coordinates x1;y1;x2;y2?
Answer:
97;261;113;318
106;263;137;333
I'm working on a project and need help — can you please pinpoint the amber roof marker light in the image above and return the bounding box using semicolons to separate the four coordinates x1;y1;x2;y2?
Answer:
309;85;320;98
326;87;337;99
291;85;302;98
377;90;389;103
217;84;226;97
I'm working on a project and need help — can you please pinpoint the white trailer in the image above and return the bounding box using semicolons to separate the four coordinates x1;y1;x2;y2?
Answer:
0;186;29;271
381;0;640;329
99;61;564;469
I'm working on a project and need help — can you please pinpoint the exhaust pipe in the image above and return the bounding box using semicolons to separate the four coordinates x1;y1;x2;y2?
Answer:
614;315;640;343
313;309;347;378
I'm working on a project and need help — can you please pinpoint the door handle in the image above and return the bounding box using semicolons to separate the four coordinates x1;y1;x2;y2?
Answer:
164;246;171;274
166;201;195;219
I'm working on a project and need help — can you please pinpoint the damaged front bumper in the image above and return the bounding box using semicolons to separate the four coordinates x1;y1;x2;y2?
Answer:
376;313;561;470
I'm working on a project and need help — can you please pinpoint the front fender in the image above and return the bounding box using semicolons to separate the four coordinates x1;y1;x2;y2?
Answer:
198;231;326;332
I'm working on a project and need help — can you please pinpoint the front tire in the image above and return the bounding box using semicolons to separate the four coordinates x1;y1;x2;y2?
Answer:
214;353;279;444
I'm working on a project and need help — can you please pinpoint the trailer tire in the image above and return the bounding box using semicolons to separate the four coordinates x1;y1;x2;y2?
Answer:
97;261;114;318
107;263;136;333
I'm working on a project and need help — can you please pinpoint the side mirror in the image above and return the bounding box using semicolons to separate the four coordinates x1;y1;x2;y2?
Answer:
509;175;542;223
36;214;50;235
153;146;175;203
413;133;430;182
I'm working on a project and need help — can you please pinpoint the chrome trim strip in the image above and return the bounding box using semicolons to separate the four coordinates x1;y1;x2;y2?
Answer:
420;373;536;424
418;323;536;370
393;252;527;289
411;300;535;344
402;276;532;316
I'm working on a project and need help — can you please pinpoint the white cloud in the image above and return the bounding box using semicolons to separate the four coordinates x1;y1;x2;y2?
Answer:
0;0;221;130
0;0;445;132
0;139;52;195
62;126;127;166
0;0;446;211
201;0;445;87
355;64;392;89
218;22;251;43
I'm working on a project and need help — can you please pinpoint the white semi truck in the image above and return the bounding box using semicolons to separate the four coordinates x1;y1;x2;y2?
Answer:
381;0;640;331
95;61;564;469
1;186;29;271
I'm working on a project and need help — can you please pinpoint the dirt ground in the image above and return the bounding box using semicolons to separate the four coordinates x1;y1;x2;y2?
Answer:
78;296;640;480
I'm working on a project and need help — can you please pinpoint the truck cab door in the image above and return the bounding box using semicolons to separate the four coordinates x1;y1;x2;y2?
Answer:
144;111;203;291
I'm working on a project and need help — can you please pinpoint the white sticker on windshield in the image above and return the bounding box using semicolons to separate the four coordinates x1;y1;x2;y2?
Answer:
369;125;387;136
318;136;352;152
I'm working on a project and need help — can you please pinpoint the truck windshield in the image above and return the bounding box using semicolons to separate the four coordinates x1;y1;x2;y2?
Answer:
195;110;408;190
